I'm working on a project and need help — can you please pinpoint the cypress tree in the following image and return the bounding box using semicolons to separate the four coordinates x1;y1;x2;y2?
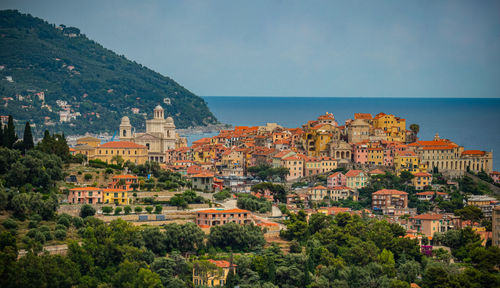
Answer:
23;121;34;151
0;124;3;147
6;115;17;148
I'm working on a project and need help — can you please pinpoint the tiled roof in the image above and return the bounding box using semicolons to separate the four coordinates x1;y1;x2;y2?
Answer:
413;172;431;177
70;187;101;191
102;188;126;192
208;259;237;268
99;141;147;149
373;189;408;195
369;169;385;174
462;150;486;156
328;172;343;178
312;185;327;190
416;191;447;196
198;208;250;214
354;113;372;120
345;170;363;177
192;171;215;178
412;213;443;220
113;175;138;179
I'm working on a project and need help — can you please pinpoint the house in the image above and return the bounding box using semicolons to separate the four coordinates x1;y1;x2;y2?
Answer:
93;141;148;165
466;195;498;218
102;188;128;205
411;172;432;190
309;185;328;201
68;187;102;204
416;191;449;201
372;189;409;216
193;259;237;287
409;213;450;238
191;172;216;192
369;169;385;176
196;209;252;227
109;175;138;191
282;155;304;181
327;172;346;188
345;170;367;189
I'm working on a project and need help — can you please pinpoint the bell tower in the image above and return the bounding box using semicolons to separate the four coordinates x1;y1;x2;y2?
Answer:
120;116;132;141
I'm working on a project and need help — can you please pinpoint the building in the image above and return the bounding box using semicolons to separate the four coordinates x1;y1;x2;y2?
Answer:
282;155;304;181
411;172;432;190
68;187;102;204
490;171;500;184
309;185;328;201
347;119;370;144
467;195;498;218
416;191;449;201
93;141;148;165
408;134;493;176
193;259;236;287
109;175;139;191
119;105;187;163
372;113;406;142
493;206;500;247
191;172;216;191
409;213;450;238
76;136;101;148
196;209;252;227
372;189;409;216
72;144;96;159
345;170;367;189
102;188;128;205
393;150;427;174
327;172;346;188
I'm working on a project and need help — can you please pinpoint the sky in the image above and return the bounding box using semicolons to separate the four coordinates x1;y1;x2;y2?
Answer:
1;0;500;97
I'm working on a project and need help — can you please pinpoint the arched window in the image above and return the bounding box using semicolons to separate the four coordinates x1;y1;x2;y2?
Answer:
123;129;127;137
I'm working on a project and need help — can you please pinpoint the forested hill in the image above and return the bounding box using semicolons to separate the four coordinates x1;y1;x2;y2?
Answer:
0;10;217;136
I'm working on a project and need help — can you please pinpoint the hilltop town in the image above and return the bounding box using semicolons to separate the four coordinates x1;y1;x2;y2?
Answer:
1;106;499;287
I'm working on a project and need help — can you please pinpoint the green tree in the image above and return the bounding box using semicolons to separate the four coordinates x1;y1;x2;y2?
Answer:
80;204;96;218
154;205;162;214
124;206;132;215
5;115;17;149
454;205;483;222
145;206;153;214
114;207;122;215
102;206;113;215
22;121;34;152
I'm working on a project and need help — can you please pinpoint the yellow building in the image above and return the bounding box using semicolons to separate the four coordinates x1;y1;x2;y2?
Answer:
102;188;128;204
72;144;96;158
193;259;236;287
302;123;340;157
394;150;427;174
93;141;148;165
372;113;406;142
76;136;101;148
367;147;384;166
412;172;432;190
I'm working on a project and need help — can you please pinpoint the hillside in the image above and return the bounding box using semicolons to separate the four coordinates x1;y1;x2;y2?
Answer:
0;10;217;136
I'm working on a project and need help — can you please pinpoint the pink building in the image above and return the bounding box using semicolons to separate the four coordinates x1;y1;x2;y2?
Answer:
196;209;252;227
327;172;346;188
68;187;103;204
353;143;368;164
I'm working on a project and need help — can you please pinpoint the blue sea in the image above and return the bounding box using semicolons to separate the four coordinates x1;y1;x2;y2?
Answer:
188;97;500;171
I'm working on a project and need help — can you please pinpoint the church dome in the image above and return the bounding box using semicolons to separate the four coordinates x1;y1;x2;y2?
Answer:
154;105;164;111
166;116;174;124
120;116;130;125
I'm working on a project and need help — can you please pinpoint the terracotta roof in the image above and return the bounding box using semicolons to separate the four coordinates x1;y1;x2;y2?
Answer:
395;150;417;157
354;113;372;120
192;171;215;178
198;208;250;214
462;150;486;156
208;259;237;268
369;169;385;175
70;187;101;191
345;170;363;177
77;136;100;142
373;189;408;195
102;188;127;192
112;175;138;179
99;141;147;149
331;186;351;190
412;213;443;220
328;172;344;178
413;172;431;177
312;185;327;190
490;171;500;175
416;191;447;196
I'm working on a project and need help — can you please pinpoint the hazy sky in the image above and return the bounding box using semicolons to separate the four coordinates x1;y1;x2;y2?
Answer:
1;0;500;97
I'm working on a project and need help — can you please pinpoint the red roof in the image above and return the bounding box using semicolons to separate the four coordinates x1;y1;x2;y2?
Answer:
416;191;447;196
354;113;372;120
328;172;344;178
70;187;101;191
102;188;127;192
198;208;250;214
413;172;431;177
412;213;443;220
369;169;385;175
373;189;408;195
345;170;363;177
462;150;486;156
312;185;327;190
112;175;138;179
192;171;215;178
208;259;237;268
99;141;146;149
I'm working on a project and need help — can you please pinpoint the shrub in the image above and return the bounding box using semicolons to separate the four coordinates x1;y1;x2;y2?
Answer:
84;173;93;180
143;197;155;205
114;207;122;215
102;206;113;215
34;230;46;244
55;224;67;231
77;171;82;175
154;205;162;214
105;168;114;174
57;214;72;227
54;229;66;240
124;206;132;215
80;204;96;218
43;230;53;241
134;206;143;213
72;217;84;228
38;225;51;233
2;218;18;230
28;220;39;229
145;206;153;214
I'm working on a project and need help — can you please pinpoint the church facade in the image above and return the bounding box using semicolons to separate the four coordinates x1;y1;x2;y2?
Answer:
119;105;187;163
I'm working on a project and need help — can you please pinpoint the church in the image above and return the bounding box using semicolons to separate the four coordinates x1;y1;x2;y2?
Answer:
119;105;187;163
